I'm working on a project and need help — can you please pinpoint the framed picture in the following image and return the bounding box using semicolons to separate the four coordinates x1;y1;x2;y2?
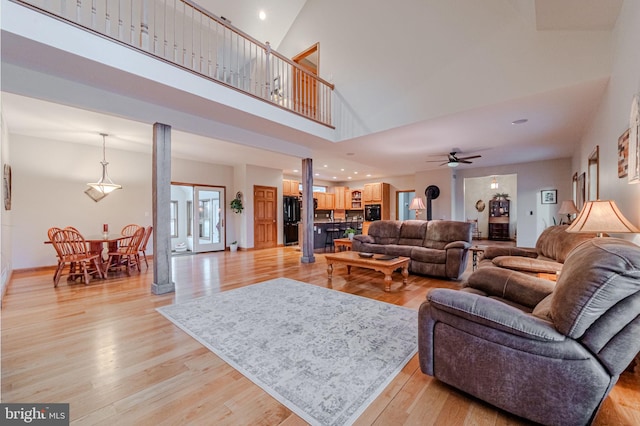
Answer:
541;189;557;204
618;128;630;178
3;164;11;210
577;173;586;211
628;94;640;184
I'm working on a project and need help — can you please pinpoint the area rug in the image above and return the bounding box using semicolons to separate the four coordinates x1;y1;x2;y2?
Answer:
156;277;417;426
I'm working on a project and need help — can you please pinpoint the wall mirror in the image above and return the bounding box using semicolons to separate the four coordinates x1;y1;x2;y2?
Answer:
588;146;599;201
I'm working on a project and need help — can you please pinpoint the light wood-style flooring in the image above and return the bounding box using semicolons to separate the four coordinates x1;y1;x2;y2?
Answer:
2;246;639;425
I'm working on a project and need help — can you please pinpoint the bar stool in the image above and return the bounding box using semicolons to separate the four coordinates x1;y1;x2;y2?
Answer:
324;222;342;252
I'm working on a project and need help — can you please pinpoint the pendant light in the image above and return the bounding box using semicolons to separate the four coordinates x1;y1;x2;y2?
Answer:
87;133;122;194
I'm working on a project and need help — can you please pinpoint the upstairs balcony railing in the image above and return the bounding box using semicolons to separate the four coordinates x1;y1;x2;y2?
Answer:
13;0;335;127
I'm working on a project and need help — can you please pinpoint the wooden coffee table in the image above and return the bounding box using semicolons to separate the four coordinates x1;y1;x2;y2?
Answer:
325;251;410;292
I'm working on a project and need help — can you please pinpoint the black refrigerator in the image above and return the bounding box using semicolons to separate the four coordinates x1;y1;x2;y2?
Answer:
284;196;301;245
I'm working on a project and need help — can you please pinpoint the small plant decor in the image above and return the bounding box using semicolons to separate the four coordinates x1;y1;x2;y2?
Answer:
343;228;356;237
230;192;244;214
344;228;356;240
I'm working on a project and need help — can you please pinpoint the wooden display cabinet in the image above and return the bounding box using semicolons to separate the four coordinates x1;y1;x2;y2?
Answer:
282;179;300;196
488;199;510;240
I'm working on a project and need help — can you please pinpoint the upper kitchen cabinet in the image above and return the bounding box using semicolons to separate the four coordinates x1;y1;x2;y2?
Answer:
333;186;347;210
283;179;300;196
363;183;388;203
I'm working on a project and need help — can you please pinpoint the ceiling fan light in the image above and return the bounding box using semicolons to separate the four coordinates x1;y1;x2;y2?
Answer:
447;162;459;168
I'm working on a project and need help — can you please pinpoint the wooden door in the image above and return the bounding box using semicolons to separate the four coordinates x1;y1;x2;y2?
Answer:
254;185;277;249
292;43;318;119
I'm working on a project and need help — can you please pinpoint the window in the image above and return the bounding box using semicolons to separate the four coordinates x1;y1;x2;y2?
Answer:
312;186;327;192
186;201;193;237
170;200;178;238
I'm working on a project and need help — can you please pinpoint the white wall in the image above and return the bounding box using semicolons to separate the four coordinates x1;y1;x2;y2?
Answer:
455;158;573;247
10;135;235;269
574;0;640;244
1;112;12;300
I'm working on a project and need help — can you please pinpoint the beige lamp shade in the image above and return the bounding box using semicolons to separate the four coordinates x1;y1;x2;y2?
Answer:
409;197;426;211
558;200;579;215
566;200;640;236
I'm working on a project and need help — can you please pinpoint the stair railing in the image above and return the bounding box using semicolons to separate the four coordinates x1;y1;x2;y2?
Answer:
12;0;334;127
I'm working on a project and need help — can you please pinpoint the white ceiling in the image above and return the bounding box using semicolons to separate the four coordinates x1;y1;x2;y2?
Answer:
0;0;623;183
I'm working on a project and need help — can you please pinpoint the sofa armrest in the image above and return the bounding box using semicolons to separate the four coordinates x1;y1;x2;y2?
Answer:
353;234;374;244
427;288;564;342
444;240;471;250
464;267;555;308
482;246;537;260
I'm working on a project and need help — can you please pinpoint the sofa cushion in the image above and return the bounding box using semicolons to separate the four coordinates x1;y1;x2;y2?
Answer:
550;238;640;339
424;220;472;250
535;225;597;263
492;256;564;274
367;220;401;245
385;244;413;257
411;246;447;264
398;220;428;246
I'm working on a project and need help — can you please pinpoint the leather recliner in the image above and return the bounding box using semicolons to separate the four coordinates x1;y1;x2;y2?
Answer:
418;237;640;425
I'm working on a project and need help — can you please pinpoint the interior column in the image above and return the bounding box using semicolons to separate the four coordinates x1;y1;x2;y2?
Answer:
301;158;315;263
151;122;175;294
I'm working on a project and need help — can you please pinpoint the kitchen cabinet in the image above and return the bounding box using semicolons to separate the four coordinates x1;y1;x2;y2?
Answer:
313;192;334;210
349;190;362;210
282;179;300;196
488;199;510;240
333;187;347;210
363;183;384;202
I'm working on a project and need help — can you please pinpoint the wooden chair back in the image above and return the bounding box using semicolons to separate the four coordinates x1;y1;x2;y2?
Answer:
139;226;153;251
121;224;141;236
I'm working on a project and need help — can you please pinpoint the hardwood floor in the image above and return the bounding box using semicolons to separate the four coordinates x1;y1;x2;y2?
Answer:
2;246;639;425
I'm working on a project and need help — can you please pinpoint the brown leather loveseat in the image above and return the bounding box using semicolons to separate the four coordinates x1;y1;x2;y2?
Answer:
352;220;472;279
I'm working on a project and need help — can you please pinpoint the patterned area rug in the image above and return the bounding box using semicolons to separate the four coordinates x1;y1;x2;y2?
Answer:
157;278;417;426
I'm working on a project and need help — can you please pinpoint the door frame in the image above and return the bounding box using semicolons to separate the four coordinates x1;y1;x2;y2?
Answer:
171;182;227;253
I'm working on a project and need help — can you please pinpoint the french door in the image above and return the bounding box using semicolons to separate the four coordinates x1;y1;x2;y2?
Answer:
193;186;225;252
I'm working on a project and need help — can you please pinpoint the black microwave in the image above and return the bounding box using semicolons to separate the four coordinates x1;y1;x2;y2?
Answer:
365;204;381;221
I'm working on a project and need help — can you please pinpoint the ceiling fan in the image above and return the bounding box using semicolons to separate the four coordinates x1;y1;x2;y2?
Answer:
426;151;482;168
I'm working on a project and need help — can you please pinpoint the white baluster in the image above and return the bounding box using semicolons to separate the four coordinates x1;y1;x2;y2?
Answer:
140;0;149;50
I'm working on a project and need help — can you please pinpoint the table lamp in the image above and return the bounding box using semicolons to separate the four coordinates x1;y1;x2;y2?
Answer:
566;200;640;237
409;197;426;218
558;200;579;224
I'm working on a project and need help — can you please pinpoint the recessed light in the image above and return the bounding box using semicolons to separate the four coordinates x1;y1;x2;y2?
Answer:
323;164;328;168
512;118;528;125
348;177;352;180
366;174;371;177
259;10;266;20
314;173;320;176
340;168;345;171
354;171;358;174
332;176;337;179
293;169;299;173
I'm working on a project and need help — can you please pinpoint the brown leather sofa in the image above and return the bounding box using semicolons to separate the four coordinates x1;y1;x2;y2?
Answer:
419;237;640;425
352;220;472;279
479;225;597;275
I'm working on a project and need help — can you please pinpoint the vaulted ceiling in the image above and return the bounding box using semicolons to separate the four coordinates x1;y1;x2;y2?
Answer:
1;0;624;182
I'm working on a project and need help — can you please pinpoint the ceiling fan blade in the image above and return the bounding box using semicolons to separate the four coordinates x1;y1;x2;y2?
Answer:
425;159;447;163
457;155;482;161
459;160;473;164
439;161;449;166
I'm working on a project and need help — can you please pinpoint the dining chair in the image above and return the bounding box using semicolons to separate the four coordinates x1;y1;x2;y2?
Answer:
50;228;104;286
120;224;142;248
138;226;153;268
106;227;145;275
48;227;64;284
